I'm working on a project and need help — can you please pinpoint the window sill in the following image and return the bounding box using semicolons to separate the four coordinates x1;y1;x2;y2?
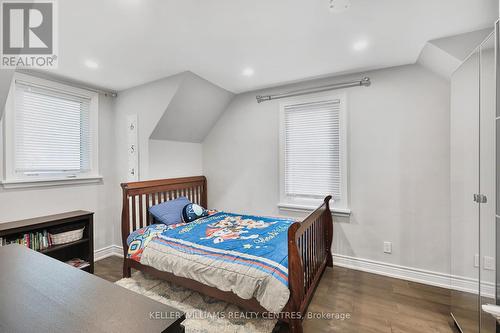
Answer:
278;202;351;217
1;176;103;189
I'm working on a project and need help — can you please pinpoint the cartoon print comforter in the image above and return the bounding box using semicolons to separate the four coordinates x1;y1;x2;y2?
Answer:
126;212;294;313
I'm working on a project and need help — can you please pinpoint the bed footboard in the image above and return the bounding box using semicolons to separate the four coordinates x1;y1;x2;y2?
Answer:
287;196;333;333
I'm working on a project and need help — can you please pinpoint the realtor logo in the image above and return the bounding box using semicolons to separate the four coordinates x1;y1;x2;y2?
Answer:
1;0;58;68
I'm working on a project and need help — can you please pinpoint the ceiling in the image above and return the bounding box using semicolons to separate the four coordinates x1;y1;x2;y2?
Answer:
49;0;497;93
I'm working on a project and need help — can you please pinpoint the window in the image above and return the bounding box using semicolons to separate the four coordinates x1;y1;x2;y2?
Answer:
2;73;100;187
278;93;349;215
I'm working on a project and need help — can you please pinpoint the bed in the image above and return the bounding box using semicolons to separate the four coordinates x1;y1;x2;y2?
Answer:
121;176;333;333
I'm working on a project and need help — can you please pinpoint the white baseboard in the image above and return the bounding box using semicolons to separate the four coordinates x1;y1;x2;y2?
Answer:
451;276;495;298
94;244;123;261
93;247;495;297
333;253;495;297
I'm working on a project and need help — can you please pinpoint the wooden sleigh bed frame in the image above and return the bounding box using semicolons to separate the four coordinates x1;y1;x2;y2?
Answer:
121;176;333;333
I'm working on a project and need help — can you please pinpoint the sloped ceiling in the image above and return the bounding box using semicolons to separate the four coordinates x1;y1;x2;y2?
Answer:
150;72;233;143
0;70;14;119
417;28;493;79
431;28;493;61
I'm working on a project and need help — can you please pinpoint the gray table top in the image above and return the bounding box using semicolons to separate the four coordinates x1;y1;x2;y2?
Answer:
0;244;185;333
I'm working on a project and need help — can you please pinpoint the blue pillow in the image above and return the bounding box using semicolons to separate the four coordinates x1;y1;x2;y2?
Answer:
149;197;191;225
182;203;208;223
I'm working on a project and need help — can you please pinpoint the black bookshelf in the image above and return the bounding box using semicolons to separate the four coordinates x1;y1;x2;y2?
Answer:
0;211;94;273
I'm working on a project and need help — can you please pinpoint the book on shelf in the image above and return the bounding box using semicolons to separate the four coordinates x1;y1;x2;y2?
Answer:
66;258;89;269
0;230;52;251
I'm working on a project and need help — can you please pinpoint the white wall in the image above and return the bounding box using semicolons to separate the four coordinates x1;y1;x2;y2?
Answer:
0;93;119;251
149;140;203;179
203;64;451;274
114;73;205;184
114;74;184;182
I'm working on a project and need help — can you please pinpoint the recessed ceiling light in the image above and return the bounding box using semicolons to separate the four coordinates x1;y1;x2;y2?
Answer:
85;60;99;69
242;68;254;77
353;40;368;51
329;0;351;13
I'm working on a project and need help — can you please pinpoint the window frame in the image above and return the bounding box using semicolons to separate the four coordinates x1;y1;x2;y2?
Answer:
1;73;101;188
278;91;350;216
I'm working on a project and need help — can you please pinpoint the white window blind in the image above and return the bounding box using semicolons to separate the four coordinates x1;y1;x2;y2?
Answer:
284;98;341;200
14;82;91;176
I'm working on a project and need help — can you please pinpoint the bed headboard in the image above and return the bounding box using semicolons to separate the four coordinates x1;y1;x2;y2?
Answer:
120;176;207;254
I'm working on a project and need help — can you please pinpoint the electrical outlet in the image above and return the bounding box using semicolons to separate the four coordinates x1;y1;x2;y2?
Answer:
484;256;495;271
383;242;392;254
474;254;480;268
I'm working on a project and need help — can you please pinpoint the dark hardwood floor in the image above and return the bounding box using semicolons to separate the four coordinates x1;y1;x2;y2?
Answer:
95;256;460;333
94;255;123;282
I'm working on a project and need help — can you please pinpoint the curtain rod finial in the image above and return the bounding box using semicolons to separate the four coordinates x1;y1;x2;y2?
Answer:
361;77;371;87
256;95;270;103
